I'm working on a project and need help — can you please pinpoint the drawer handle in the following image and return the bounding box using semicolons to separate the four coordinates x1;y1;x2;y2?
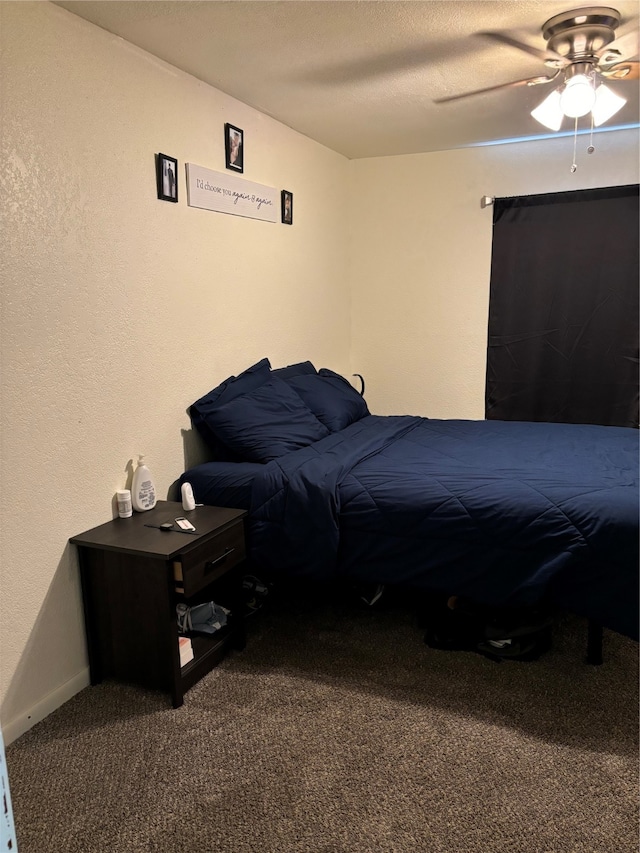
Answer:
205;547;235;573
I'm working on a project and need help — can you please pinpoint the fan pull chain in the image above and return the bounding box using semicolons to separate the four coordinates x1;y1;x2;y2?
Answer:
570;117;578;173
588;112;595;155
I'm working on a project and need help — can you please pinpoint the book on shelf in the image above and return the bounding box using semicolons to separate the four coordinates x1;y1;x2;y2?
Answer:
179;635;194;667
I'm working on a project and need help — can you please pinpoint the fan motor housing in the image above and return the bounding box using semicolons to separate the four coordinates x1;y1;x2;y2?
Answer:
542;6;620;59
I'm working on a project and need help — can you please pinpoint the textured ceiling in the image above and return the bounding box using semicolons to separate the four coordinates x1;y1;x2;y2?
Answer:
55;1;640;159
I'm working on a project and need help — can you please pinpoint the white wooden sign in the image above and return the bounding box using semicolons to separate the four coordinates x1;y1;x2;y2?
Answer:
186;163;278;223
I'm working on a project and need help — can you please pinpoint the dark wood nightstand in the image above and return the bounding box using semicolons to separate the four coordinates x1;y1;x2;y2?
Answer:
70;501;248;707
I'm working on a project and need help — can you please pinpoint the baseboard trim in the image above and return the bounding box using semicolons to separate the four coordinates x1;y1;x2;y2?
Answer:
2;668;90;746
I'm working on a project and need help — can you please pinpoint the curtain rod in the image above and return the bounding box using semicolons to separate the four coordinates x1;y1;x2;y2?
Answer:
481;185;637;210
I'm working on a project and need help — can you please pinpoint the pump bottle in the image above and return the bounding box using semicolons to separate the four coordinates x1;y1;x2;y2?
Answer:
131;455;157;512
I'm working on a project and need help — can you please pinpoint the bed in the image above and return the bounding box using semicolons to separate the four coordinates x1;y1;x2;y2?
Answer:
180;358;639;653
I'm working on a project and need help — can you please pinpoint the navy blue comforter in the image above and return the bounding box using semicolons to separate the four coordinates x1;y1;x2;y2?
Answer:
247;416;638;638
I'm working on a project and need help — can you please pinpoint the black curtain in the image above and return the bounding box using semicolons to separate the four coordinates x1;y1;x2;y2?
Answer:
485;184;639;427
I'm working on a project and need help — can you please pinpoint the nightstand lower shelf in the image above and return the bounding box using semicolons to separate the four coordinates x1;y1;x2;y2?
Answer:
179;623;246;697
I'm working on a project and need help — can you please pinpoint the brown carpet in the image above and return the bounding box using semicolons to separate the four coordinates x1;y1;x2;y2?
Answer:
6;589;639;853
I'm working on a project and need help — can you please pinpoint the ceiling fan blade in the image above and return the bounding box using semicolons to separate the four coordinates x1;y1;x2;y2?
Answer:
600;60;640;80
478;31;568;66
597;28;639;64
433;75;557;105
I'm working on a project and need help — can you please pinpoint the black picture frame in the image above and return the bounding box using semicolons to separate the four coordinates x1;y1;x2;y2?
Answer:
156;153;178;202
281;190;293;225
225;123;244;173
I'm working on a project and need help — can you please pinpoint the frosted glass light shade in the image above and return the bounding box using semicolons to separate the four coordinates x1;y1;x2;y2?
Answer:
592;84;627;126
560;75;596;117
531;89;564;131
531;77;627;131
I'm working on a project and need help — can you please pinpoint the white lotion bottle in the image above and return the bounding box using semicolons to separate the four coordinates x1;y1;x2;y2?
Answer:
131;455;157;512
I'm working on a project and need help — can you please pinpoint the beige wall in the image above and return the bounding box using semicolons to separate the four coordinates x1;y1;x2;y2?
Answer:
2;2;638;744
349;130;639;418
0;2;350;741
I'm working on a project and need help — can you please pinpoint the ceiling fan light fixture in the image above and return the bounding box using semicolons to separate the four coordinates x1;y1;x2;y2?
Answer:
531;89;564;130
591;83;627;126
559;73;596;117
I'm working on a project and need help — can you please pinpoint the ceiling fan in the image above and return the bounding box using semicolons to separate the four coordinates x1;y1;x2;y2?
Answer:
434;6;639;132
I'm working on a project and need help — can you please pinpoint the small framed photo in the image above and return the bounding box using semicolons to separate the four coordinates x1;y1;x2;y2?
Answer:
225;123;244;173
156;153;178;202
281;190;293;225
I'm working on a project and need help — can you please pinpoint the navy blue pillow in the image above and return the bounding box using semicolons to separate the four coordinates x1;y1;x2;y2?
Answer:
285;370;369;432
202;376;330;462
189;358;271;460
272;361;317;379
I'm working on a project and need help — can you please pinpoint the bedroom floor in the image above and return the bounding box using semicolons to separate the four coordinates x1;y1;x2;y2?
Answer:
7;586;639;853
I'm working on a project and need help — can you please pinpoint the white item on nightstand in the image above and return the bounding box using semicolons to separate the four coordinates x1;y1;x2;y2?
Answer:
131;456;157;512
181;482;196;511
116;489;133;518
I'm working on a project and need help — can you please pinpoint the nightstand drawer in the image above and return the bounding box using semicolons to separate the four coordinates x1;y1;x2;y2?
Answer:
174;522;246;597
